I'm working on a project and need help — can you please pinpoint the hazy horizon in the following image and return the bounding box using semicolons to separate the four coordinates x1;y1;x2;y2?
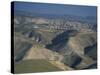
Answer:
13;1;97;17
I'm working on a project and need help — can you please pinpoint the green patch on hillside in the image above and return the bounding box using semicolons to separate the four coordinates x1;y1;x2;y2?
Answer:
14;59;62;74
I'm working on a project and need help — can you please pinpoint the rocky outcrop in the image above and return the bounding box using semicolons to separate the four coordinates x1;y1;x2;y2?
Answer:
14;15;97;70
22;30;42;43
14;34;33;62
62;52;82;68
46;30;97;69
46;30;78;52
85;43;97;60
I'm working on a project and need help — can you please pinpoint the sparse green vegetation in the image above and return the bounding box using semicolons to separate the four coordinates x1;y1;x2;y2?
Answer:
14;59;62;74
14;13;97;73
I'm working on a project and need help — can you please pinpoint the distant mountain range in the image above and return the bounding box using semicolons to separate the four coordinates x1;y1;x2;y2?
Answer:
14;12;97;71
14;10;97;24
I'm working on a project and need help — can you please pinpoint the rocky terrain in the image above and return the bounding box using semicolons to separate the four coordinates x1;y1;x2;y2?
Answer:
13;13;97;73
